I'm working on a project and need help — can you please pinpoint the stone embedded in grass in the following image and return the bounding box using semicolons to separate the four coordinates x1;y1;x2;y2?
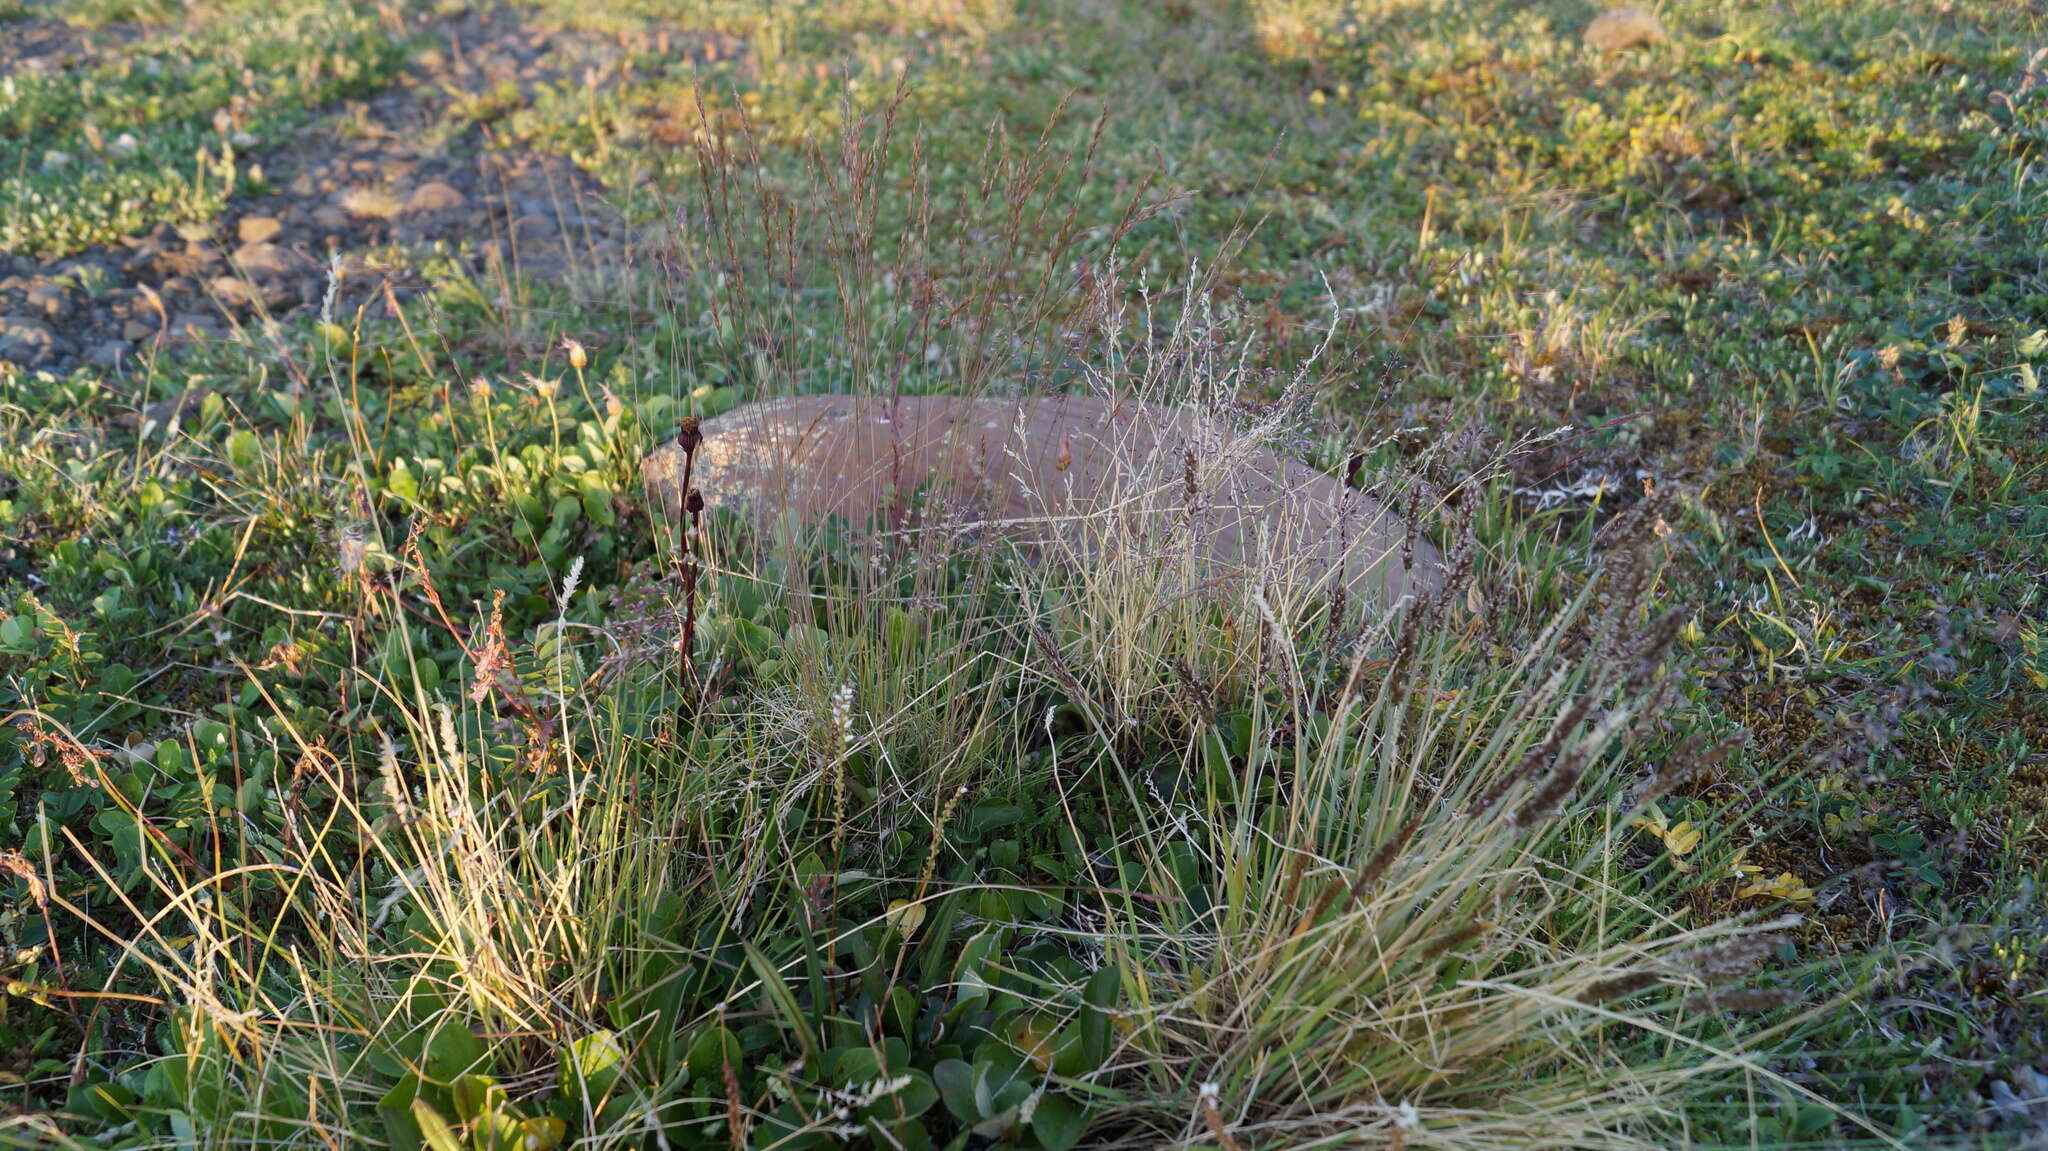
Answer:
1583;6;1666;52
644;394;1441;606
112;386;216;432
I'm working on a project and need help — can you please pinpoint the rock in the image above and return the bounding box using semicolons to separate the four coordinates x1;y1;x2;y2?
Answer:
310;205;353;233
340;186;402;219
257;280;301;310
0;315;61;360
511;214;557;240
515;195;561;220
122;246;163;274
209;275;258;309
88;340;131;369
643;394;1440;607
146;243;214;278
1584;5;1666;52
123;319;155;341
167;313;216;339
23;280;69;319
113;387;216;431
232;242;299;280
405;180;467;215
237;215;284;245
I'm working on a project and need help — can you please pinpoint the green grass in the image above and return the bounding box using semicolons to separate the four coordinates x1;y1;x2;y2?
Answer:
2;0;2045;1146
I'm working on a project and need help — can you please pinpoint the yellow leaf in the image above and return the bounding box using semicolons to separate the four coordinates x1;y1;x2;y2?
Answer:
1665;821;1702;857
1630;808;1701;869
1737;871;1815;903
1013;1017;1057;1072
884;899;926;937
520;1116;567;1151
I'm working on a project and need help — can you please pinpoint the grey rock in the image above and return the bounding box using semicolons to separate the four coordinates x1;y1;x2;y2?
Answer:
310;205;353;233
23;280;70;319
0;314;60;350
167;313;217;339
512;214;557;241
0;315;67;365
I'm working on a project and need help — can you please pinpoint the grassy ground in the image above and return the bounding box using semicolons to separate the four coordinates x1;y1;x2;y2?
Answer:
2;0;2044;1147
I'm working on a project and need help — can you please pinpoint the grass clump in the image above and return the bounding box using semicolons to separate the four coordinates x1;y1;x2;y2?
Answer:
6;290;1846;1149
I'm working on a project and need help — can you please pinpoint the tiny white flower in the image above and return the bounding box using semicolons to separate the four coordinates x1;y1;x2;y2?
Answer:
830;680;855;741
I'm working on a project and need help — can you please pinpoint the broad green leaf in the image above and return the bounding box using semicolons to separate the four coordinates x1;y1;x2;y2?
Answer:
1079;966;1119;1071
685;1025;742;1080
1030;1093;1087;1151
410;1099;465;1151
560;1030;627;1102
932;1059;978;1123
377;1074;424;1151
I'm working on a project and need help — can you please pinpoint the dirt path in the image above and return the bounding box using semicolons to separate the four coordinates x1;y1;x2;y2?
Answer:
0;7;726;376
